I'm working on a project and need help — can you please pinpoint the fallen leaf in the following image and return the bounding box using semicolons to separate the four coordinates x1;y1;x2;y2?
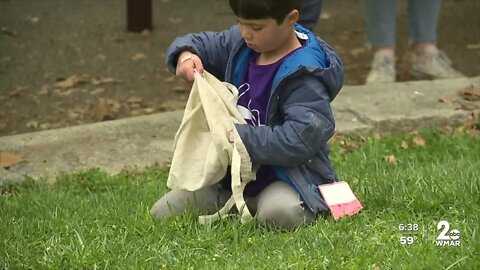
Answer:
54;74;90;89
131;53;147;61
96;54;107;61
401;140;409;149
91;77;123;85
95;98;121;121
127;97;144;109
461;112;480;137
466;112;477;122
127;96;143;104
457;85;480;101
441;125;453;135
112;36;124;43
38;85;50;95
129;103;142;109
67;110;81;120
90;88;105;95
55;88;76;96
0;152;25;168
141;29;151;36
144;107;155;114
130;109;145;116
466;44;480;50
169;17;183;24
1;190;12;198
26;120;39;129
438;96;456;104
96;98;112;121
39;123;50;130
465;128;480;138
70;106;90;120
1;26;17;37
9;86;28;97
383;155;397;164
339;140;354;154
26;16;40;23
455;100;480;111
412;134;426;147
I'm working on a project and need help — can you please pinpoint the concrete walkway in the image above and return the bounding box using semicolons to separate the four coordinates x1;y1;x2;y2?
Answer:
1;77;479;184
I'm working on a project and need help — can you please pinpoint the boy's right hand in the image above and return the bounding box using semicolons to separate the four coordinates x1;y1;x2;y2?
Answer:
176;51;204;86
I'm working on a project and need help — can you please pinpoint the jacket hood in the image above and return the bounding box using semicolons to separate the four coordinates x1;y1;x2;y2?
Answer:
272;24;344;101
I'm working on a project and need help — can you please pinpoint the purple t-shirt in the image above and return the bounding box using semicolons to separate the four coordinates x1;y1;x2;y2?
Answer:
238;49;299;196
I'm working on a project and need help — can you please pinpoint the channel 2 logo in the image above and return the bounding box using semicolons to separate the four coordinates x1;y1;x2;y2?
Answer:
435;220;461;247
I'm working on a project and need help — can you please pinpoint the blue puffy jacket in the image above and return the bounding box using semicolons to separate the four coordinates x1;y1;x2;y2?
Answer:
166;24;344;214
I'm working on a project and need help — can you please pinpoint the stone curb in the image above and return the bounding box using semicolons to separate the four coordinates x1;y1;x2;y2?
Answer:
1;77;478;184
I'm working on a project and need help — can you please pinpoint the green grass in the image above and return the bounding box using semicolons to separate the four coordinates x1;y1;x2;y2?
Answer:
1;129;479;269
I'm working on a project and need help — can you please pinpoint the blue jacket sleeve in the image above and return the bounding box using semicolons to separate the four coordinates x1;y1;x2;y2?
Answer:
166;25;241;81
235;75;335;167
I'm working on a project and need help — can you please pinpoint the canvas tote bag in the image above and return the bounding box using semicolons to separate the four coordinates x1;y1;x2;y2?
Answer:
167;70;256;223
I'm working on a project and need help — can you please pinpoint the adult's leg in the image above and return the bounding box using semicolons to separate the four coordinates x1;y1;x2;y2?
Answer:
253;181;315;230
298;0;323;31
364;0;397;83
150;184;231;219
407;0;441;44
406;0;463;79
364;0;397;47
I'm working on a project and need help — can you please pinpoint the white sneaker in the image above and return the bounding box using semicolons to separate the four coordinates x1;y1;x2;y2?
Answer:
366;52;396;84
410;46;464;80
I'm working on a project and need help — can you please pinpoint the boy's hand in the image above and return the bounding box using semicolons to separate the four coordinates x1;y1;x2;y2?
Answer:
176;51;204;86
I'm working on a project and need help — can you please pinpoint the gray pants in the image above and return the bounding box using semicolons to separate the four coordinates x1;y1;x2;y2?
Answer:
364;0;442;47
150;181;315;230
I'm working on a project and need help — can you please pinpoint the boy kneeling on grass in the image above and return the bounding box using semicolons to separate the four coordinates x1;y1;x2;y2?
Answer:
151;0;344;229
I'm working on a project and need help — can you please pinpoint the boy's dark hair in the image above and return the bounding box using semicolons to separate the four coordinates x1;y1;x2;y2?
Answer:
229;0;302;25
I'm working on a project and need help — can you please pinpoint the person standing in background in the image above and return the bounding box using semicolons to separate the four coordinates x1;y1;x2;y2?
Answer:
298;0;322;31
364;0;464;84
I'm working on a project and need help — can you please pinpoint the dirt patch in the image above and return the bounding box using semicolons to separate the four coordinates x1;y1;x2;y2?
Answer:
1;0;479;136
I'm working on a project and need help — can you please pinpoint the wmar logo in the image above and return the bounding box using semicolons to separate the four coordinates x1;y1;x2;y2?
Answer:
435;220;461;247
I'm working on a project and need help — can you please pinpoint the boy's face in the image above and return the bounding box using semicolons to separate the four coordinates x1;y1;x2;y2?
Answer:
237;11;297;55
